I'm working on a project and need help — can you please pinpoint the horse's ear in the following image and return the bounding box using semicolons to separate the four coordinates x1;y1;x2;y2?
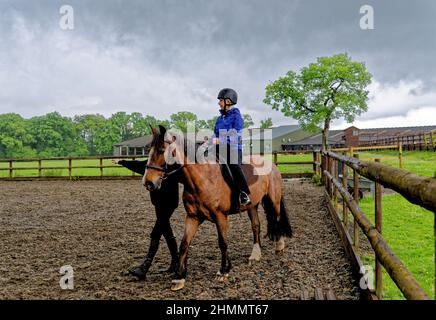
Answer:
150;125;157;135
158;125;167;136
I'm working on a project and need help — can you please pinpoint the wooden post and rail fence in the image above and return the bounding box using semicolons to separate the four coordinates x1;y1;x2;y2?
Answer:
321;150;436;300
0;155;147;181
0;143;426;180
359;129;436;151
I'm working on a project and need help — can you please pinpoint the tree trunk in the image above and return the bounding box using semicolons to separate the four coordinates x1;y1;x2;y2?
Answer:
322;118;331;151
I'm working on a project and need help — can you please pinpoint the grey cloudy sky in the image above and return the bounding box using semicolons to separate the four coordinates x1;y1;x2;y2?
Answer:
1;0;435;128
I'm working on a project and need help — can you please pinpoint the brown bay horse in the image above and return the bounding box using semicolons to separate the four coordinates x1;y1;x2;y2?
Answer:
143;126;292;291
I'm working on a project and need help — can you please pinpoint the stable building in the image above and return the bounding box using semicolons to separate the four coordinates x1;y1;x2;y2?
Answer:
113;135;153;156
242;125;314;153
282;130;345;151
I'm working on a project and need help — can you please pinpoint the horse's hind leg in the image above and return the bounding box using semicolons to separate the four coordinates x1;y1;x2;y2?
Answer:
247;206;262;265
215;213;231;282
171;216;202;291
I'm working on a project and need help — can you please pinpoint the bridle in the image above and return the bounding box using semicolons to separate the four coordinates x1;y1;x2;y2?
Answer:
144;139;187;181
145;163;186;181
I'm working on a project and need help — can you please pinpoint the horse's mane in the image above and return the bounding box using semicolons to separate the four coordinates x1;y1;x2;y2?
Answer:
168;131;199;157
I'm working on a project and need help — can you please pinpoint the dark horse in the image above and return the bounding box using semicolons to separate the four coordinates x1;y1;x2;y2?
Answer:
143;126;292;291
117;145;180;279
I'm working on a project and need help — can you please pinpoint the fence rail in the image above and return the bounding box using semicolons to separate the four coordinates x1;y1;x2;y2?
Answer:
322;151;435;300
0;152;319;180
360;130;436;151
0;155;148;180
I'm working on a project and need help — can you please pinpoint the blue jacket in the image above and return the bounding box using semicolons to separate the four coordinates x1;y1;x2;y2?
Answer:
213;107;244;150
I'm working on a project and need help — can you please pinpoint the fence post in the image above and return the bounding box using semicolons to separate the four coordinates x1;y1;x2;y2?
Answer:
375;158;383;299
353;154;360;251
342;158;348;228
317;151;321;176
321;153;324;184
398;142;403;169
9;160;13;178
38;159;42;178
312;151;317;174
68;158;72;179
423;132;428;151
132;157;136;176
100;158;103;178
334;159;339;210
274;152;278;166
328;156;333;198
431;130;436;151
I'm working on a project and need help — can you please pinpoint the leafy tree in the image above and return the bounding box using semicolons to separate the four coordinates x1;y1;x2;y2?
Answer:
242;114;254;128
74;114;107;155
0;113;35;158
260;117;273;129
264;53;372;150
109;112;134;142
170;111;198;132
94;120;121;155
28;112;86;157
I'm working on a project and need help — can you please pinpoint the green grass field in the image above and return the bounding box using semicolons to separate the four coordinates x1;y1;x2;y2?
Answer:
0;158;144;178
0;154;315;177
357;150;436;177
359;194;434;300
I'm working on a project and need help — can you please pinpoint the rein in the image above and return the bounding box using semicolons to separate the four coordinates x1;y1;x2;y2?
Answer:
145;163;186;180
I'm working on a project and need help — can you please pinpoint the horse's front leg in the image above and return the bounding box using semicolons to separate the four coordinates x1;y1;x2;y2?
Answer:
171;215;202;291
128;216;164;280
215;213;231;282
247;206;262;265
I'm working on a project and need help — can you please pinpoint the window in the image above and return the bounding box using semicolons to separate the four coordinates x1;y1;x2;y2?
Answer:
128;147;135;155
121;147;127;156
353;130;359;136
135;147;144;155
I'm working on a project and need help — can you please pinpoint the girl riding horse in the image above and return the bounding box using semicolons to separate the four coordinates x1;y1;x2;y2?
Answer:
143;88;292;291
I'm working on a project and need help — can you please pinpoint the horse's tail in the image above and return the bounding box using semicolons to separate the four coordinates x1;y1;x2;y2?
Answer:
278;197;293;238
262;196;293;241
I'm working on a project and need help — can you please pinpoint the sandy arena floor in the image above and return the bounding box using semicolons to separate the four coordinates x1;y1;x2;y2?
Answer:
0;179;359;299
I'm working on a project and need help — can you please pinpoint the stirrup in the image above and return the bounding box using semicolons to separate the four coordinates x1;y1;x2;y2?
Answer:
240;192;251;206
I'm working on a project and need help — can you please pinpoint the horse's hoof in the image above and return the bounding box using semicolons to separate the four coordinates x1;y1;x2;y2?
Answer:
248;257;260;266
248;244;262;265
128;266;147;280
171;279;185;291
215;272;229;283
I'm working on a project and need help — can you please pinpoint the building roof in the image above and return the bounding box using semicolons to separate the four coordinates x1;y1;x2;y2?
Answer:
113;135;153;148
355;125;436;140
283;130;345;146
243;125;302;141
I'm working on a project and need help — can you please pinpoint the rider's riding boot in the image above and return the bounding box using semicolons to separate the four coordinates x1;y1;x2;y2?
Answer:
128;238;160;280
240;191;251;206
128;258;152;280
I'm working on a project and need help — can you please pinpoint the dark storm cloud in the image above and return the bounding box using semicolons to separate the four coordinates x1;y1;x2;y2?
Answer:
1;0;435;126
